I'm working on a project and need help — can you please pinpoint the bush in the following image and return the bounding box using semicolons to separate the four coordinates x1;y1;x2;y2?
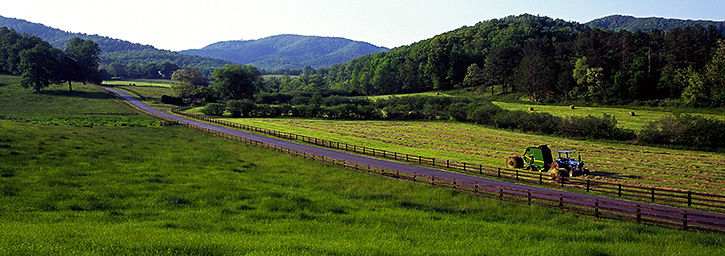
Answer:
560;114;635;140
467;102;503;125
227;99;256;117
160;95;185;106
201;103;226;116
638;114;725;148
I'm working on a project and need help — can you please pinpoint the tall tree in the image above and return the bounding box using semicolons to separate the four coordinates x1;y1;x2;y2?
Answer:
705;40;725;106
211;64;262;100
171;67;208;98
483;46;521;95
64;37;101;91
19;44;58;92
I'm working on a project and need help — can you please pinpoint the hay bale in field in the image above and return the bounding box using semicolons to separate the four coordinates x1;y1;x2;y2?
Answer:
569;105;575;109
629;111;636;116
528;107;534;111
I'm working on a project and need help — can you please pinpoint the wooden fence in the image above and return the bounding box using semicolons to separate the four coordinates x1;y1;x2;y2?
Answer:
171;108;725;212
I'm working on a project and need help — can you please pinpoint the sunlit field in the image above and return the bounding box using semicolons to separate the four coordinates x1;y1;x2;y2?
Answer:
2;74;724;254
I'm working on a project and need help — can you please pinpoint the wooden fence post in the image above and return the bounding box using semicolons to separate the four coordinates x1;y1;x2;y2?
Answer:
618;184;622;197
636;205;641;223
687;191;692;207
683;211;688;230
498;168;501;178
586;179;590;192
527;190;532;205
595;200;599;218
559;194;563;208
651;188;655;201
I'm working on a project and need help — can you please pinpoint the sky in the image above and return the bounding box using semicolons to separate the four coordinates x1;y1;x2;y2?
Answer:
1;0;724;51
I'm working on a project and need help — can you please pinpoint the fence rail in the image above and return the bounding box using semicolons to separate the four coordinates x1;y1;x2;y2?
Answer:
169;112;725;234
170;108;725;212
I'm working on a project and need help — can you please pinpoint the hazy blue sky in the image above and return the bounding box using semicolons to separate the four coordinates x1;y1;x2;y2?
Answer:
1;0;724;51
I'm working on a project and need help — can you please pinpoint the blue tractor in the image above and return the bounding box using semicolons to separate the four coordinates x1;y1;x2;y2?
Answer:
550;150;590;178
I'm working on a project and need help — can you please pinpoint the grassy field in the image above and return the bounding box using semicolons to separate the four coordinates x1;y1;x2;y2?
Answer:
2;76;724;254
214;118;725;195
365;90;725;131
103;79;172;88
492;101;725;131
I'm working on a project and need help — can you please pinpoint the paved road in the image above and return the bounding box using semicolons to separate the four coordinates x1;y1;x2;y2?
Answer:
103;86;725;231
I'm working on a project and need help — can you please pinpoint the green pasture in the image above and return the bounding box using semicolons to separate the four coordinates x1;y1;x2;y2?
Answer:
2;74;724;254
103;79;172;88
492;101;725;131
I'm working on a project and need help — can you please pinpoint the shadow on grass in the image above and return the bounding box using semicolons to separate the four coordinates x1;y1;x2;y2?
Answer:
590;171;640;179
37;89;113;100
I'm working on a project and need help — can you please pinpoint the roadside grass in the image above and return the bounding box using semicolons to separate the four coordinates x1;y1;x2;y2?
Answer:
114;85;177;102
215;118;725;195
103;79;172;87
2;74;724;254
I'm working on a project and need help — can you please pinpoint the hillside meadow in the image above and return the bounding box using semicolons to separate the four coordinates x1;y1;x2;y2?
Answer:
2;75;723;254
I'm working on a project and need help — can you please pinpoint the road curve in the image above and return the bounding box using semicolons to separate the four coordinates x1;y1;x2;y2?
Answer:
102;86;725;232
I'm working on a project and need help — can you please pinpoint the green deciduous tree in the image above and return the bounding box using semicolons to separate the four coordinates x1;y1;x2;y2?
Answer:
212;64;262;100
19;44;58;92
171;67;208;98
64;37;101;90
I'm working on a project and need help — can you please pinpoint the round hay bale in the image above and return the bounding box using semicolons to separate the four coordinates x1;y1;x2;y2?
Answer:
629;111;636;116
528;107;534;111
569;105;575;109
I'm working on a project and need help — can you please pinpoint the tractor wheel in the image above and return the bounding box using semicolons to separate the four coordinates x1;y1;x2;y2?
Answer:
505;156;523;168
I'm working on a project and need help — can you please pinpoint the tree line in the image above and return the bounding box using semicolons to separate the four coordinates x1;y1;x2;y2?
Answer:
198;94;724;149
262;14;724;107
0;27;101;92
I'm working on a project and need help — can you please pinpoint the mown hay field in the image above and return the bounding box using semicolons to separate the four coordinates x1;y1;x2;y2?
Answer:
220;118;725;194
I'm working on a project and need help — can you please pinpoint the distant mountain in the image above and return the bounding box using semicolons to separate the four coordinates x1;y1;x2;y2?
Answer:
0;15;233;74
587;15;725;33
180;34;389;70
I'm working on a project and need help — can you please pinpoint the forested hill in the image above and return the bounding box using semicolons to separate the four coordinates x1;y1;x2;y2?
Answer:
179;34;389;70
296;14;723;107
587;15;725;33
0;15;233;75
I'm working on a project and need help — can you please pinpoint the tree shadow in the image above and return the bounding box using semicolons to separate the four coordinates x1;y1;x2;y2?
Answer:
37;89;113;100
590;171;640;179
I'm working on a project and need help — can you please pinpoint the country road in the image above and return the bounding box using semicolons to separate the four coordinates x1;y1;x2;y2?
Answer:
102;86;725;232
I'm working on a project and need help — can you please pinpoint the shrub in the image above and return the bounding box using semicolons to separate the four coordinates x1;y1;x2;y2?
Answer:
467;102;503;125
560;114;635;140
160;95;184;106
201;103;226;116
638;114;725;148
226;99;256;117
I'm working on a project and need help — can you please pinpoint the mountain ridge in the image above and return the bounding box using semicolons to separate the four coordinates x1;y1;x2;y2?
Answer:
179;34;390;70
0;15;233;74
586;14;725;33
